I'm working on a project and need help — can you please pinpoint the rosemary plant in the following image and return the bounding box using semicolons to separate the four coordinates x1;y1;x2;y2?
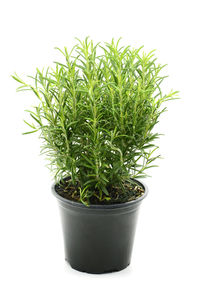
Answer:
12;38;178;204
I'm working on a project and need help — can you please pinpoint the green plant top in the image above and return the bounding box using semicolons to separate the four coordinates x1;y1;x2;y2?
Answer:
12;38;178;204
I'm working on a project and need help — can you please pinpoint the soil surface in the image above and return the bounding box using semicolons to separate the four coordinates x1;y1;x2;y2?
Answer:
55;178;144;205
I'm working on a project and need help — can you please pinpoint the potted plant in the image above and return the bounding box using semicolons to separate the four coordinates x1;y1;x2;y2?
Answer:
12;38;178;274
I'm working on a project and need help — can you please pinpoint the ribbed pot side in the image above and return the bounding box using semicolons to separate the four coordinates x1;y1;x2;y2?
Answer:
52;180;148;274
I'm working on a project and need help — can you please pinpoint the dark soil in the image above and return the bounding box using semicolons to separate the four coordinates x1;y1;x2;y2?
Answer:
55;178;144;205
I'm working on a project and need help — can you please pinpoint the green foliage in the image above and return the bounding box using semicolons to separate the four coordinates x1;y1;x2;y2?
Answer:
12;37;178;203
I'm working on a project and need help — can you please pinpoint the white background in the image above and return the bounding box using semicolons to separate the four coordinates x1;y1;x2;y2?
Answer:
0;0;200;299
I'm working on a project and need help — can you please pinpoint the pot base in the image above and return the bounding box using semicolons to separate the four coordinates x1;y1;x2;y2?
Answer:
66;259;130;274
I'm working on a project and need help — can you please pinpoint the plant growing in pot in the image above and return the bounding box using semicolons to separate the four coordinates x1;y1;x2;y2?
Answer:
12;38;178;274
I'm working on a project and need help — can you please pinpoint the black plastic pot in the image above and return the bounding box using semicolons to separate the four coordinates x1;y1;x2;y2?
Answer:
52;179;148;274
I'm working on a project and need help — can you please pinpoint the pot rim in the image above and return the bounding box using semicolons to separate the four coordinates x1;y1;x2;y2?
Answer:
52;178;148;210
